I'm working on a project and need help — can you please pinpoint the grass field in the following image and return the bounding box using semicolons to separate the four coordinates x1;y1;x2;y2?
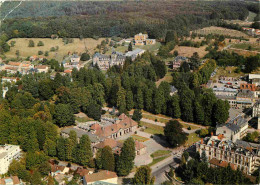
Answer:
106;42;161;55
131;134;149;142
75;117;94;123
231;43;260;52
194;26;249;38
142;112;200;130
6;38;105;61
140;121;164;135
248;11;257;22
148;154;171;167
151;150;171;158
170;45;208;58
185;133;200;147
156;71;173;87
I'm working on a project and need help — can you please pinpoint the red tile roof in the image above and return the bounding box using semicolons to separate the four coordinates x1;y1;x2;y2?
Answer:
94;138;119;149
135;141;146;150
12;176;20;185
76;167;92;176
91;114;138;138
209;158;237;170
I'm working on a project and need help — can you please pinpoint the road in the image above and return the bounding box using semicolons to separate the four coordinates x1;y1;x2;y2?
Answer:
152;153;182;184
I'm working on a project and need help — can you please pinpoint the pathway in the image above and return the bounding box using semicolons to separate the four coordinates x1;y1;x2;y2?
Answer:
141;112;206;129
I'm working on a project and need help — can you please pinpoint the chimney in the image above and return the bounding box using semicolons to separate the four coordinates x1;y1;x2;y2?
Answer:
201;138;203;144
211;132;213;136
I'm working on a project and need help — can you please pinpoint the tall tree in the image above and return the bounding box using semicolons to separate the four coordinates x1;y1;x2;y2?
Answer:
76;135;93;166
133;165;155;185
164;120;188;147
53;104;75;127
132;109;142;122
116;137;135;176
96;146;115;171
128;42;133;51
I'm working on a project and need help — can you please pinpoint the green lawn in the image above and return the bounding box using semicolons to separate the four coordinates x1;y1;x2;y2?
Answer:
248;11;257;22
106;42;161;55
142;113;200;130
140;121;164;135
131;134;149;142
185;133;200;147
148;155;171;167
75;117;94;122
232;43;260;52
151;150;171;158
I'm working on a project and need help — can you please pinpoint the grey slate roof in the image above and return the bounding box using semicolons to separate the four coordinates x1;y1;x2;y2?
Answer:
61;128;100;143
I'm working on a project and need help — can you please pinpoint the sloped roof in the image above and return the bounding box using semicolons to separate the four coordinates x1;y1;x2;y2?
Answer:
94;138;119;149
135;141;146;150
91;114;138;138
209;158;237;170
84;170;117;183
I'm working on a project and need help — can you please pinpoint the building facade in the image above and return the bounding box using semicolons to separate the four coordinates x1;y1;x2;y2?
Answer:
196;136;260;175
0;144;21;174
134;33;156;45
93;51;125;70
216;115;248;142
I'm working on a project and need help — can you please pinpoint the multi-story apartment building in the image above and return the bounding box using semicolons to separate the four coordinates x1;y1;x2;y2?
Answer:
0;144;22;174
196;136;260;175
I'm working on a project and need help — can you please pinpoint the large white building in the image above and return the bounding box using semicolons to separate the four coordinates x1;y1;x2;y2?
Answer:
0;144;21;174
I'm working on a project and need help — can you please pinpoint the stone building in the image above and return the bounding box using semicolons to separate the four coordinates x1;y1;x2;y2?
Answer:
92;51;125;70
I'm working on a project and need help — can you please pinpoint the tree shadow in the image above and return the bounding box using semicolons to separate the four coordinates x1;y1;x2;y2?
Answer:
122;177;132;185
152;134;171;148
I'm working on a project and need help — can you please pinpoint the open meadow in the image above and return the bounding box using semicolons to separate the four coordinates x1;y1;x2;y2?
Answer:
194;26;249;38
170;45;208;58
6;38;105;61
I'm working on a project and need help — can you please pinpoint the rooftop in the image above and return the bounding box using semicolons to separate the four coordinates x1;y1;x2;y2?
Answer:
84;170;117;183
61;127;100;142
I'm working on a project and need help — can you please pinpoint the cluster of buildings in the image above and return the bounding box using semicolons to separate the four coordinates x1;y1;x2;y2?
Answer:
196;96;260;176
61;114;147;157
93;48;145;70
93;33;157;70
62;54;84;74
0;61;49;75
213;75;260;110
49;159;118;185
242;27;260;37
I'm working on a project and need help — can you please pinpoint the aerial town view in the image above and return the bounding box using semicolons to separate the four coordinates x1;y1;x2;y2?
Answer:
0;0;259;184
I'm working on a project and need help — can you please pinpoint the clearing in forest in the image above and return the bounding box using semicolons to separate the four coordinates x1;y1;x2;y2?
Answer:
194;26;249;38
5;38;105;61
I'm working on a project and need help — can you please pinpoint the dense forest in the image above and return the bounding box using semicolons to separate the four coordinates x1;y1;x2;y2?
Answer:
0;1;249;39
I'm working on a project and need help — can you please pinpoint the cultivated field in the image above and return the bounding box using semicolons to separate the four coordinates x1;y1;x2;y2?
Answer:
6;38;105;61
170;45;208;58
194;26;249;38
